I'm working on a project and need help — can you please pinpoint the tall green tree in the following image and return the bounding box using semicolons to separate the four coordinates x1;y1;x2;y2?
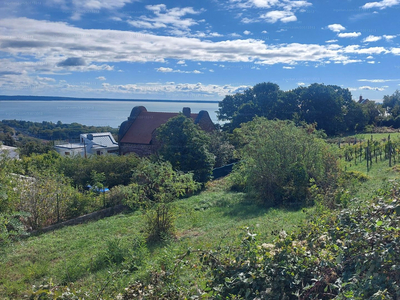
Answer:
295;83;351;135
156;114;215;183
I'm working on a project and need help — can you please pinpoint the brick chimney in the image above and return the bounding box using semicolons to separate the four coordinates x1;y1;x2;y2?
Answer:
183;107;191;118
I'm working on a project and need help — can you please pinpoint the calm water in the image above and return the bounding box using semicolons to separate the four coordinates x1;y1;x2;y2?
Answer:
0;100;221;127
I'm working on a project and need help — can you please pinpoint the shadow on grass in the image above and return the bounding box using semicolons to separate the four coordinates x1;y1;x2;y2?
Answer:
220;195;307;220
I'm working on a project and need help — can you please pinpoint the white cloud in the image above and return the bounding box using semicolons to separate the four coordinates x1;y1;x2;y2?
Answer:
384;35;397;40
297;82;305;86
362;0;400;10
338;32;362;38
327;24;346;32
363;35;382;42
366;55;374;59
241;17;258;24
283;66;294;69
156;67;202;74
230;0;311;24
359;85;387;91
233;0;311;10
100;81;250;97
367;61;376;64
358;79;400;82
177;60;186;65
0;17;399;80
50;0;134;20
128;4;203;33
262;30;268;34
96;76;106;80
209;69;214;72
326;39;338;43
243;30;252;35
260;10;297;23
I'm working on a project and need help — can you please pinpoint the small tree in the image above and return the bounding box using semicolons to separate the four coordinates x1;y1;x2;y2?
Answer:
131;159;200;243
156;114;215;183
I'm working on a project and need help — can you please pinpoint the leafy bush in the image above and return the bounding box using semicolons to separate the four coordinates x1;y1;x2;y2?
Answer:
232;118;339;206
198;184;400;299
131;159;199;242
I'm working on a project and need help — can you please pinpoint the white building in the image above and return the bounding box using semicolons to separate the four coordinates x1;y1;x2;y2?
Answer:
55;132;118;157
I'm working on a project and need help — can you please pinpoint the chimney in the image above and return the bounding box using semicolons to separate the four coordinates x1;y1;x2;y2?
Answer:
183;107;191;118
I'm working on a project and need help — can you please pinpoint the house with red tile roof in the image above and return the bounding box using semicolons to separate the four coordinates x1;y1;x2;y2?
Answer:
118;106;215;156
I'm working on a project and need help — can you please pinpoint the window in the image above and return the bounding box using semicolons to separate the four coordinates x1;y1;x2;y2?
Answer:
65;152;70;155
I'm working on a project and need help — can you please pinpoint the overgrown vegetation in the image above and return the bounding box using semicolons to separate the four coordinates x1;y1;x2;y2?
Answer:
3;85;400;298
231;118;339;206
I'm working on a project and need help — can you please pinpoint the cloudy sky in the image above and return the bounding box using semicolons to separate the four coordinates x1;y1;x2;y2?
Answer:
0;0;399;101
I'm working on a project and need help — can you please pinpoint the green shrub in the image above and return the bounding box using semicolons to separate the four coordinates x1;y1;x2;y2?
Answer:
232;118;339;206
144;203;176;243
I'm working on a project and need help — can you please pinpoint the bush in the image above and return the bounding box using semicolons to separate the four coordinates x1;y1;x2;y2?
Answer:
200;187;400;299
231;118;339;206
144;203;176;243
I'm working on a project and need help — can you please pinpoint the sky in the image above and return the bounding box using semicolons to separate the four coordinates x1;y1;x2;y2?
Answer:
0;0;399;101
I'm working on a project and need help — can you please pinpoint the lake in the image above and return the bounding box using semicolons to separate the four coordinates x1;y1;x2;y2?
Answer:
0;100;221;127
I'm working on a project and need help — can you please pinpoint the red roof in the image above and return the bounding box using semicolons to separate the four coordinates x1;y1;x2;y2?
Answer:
120;111;198;144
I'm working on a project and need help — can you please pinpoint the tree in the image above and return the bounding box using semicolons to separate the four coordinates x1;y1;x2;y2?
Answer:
218;82;287;131
156;114;215;182
295;83;351;135
232;118;338;206
383;90;400;118
3;134;16;147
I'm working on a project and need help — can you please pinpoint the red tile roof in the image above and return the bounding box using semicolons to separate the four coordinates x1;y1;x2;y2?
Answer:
120;111;198;144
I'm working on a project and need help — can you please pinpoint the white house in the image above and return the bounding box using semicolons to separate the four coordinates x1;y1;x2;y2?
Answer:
54;132;118;157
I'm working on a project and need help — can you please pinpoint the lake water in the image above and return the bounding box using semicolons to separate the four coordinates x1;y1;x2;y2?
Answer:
0;100;221;127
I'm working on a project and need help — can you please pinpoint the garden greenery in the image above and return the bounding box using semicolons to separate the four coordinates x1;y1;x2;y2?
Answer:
231;118;339;206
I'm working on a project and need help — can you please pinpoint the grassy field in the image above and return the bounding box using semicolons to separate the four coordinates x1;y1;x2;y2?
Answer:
2;132;400;299
0;179;313;299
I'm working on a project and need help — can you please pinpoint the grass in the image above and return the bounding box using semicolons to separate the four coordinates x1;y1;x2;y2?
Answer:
0;180;312;299
3;142;400;299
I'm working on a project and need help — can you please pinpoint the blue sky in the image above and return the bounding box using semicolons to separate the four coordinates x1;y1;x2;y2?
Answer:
0;0;399;101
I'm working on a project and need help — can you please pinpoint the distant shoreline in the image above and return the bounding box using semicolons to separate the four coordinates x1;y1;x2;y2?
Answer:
0;95;220;104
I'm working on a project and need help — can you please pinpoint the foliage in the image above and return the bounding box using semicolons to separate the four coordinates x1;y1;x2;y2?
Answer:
144;203;176;243
383;90;400;118
131;159;200;207
207;129;236;168
156;114;215;182
199;184;400;299
19;140;54;157
0;212;29;247
218;82;371;135
13;171;81;229
232;118;339;206
131;159;200;242
55;153;141;188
